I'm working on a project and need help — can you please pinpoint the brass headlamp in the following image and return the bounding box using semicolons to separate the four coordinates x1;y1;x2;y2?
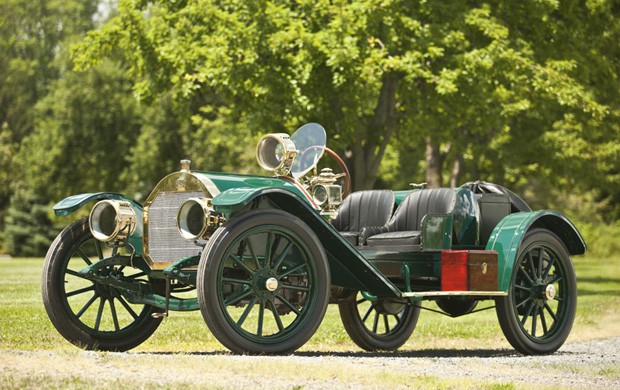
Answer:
176;197;224;240
255;133;298;176
89;200;137;242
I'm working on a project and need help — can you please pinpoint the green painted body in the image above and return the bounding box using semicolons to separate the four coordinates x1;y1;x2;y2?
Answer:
51;170;586;302
486;210;586;291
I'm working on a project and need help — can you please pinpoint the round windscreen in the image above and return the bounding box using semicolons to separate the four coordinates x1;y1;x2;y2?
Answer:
290;123;326;179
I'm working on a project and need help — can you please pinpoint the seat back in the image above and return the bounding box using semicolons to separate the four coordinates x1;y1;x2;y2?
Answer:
332;190;395;232
386;188;457;232
477;193;511;245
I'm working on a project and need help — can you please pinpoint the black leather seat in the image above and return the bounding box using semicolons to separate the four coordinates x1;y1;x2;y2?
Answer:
332;190;395;246
363;188;457;249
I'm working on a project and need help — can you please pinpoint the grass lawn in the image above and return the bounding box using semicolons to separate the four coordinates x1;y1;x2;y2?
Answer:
0;253;618;388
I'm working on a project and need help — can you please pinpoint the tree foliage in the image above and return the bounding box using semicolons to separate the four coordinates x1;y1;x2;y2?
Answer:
73;0;615;195
2;0;620;255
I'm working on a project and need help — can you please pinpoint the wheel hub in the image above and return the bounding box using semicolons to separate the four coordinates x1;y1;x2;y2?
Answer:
253;269;279;299
265;277;279;292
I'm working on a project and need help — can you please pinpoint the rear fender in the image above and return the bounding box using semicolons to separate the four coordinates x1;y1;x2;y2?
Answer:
212;187;400;297
486;210;586;291
53;192;143;254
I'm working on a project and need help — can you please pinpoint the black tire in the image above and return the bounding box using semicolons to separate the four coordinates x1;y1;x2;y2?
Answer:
339;293;420;351
436;298;478;317
496;228;577;355
41;218;163;351
197;209;330;354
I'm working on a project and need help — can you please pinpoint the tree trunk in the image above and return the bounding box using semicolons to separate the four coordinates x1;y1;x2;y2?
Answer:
425;139;442;188
350;73;399;190
449;153;465;188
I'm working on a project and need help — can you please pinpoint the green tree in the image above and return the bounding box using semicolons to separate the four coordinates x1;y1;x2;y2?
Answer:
0;0;99;252
18;60;143;201
3;188;58;257
73;0;610;195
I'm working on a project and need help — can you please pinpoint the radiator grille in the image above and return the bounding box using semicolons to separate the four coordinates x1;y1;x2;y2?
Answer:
147;191;205;264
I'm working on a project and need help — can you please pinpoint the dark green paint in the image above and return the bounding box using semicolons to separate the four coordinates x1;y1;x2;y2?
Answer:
486;210;586;291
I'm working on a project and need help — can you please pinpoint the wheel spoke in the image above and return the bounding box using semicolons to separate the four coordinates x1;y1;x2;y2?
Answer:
279;284;309;292
118;296;138;320
393;314;401;325
537;248;546;278
372;311;379;333
268;235;283;268
236;296;257;327
246;239;261;270
279;263;307;278
109;299;120;331
257;302;264;336
66;285;95;298
76;293;98;319
267;300;284;331
65;269;82;278
272;240;294;271
361;305;374;322
230;254;255;276
544;302;557;321
94;298;105;331
548;275;563;285
527;252;537;279
275;294;301;316
542;256;556;280
383;314;390;333
222;277;252;286
264;232;274;267
224;288;253;306
75;248;92;266
531;306;538;336
520;301;535;325
540;308;548;334
516;297;532;310
356;298;368;304
518;265;534;285
515;284;530;292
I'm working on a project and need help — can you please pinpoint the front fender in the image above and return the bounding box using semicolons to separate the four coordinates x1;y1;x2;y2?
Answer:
212;187;400;297
486;210;586;291
53;192;143;254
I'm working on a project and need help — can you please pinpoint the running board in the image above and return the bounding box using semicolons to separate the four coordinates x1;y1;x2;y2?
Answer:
401;291;508;298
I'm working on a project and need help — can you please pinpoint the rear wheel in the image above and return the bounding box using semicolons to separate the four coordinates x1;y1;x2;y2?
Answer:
496;228;577;355
339;293;420;351
197;209;330;354
41;218;163;351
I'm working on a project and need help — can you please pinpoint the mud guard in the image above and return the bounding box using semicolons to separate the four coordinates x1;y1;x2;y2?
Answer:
486;210;586;291
52;192;143;254
212;187;401;297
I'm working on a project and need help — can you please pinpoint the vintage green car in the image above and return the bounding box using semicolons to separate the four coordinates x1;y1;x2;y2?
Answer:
42;123;586;355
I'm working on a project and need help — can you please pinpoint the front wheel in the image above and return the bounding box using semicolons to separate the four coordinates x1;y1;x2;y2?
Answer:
197;209;330;354
496;228;577;355
41;218;163;351
339;293;420;351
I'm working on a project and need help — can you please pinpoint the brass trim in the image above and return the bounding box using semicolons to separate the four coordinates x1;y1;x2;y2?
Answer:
143;171;220;270
400;291;508;298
